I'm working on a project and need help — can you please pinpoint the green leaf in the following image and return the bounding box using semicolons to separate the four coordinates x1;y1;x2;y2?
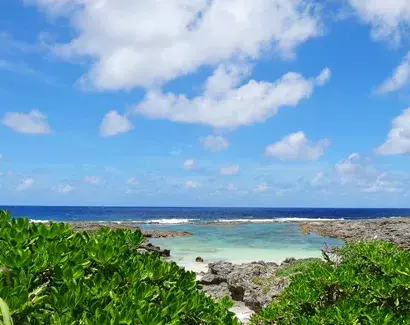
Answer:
0;298;14;325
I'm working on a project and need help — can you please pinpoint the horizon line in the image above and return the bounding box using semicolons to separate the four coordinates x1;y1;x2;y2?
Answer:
1;205;410;210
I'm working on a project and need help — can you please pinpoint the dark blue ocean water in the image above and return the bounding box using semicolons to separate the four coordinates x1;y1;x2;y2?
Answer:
1;206;410;223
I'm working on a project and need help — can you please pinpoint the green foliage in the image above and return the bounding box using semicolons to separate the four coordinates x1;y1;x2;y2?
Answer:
252;277;264;286
274;258;323;278
0;210;239;324
251;241;410;324
250;259;322;295
0;298;13;325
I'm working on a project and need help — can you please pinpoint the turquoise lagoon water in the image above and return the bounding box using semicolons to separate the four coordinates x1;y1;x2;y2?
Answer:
143;223;343;272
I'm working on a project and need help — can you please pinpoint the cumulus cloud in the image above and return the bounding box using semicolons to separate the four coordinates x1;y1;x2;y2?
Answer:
335;153;403;193
183;159;195;171
200;135;229;151
29;0;322;90
220;164;240;176
100;110;133;137
55;184;74;194
375;108;410;155
185;180;200;189
135;67;331;129
335;153;364;175
84;176;101;184
376;52;410;94
265;131;331;161
361;174;403;193
347;0;410;43
16;178;34;191
1;110;51;134
125;177;140;185
315;67;332;86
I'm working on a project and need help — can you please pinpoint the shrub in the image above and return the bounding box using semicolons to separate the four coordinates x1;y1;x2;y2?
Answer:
274;258;323;278
0;210;239;324
251;241;410;324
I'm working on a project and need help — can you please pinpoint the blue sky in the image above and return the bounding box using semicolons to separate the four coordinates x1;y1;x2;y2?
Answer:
1;0;410;207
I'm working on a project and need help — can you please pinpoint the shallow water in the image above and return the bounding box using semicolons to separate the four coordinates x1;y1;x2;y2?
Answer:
143;223;343;272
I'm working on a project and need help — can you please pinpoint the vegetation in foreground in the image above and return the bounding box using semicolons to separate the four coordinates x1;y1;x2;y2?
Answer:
0;210;239;325
251;241;410;324
2;208;410;325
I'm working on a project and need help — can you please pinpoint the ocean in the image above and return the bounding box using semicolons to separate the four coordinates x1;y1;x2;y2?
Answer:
3;206;409;272
2;206;410;223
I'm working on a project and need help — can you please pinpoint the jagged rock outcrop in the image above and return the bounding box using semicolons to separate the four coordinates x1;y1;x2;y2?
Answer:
138;242;170;257
300;218;410;250
198;260;291;312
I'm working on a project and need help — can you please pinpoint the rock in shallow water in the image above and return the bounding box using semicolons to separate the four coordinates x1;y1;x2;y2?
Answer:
138;243;170;257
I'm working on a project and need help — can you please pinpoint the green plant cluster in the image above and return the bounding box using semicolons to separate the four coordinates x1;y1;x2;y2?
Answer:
251;241;410;324
274;258;322;278
0;210;239;325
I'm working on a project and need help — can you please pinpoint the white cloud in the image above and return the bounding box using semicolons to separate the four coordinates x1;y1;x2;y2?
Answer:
334;153;403;193
220;164;240;176
135;67;331;129
16;178;34;191
347;0;410;43
84;176;101;184
183;159;195;171
335;153;378;185
265;131;331;161
361;174;403;193
100;110;133;137
253;183;269;192
1;110;51;135
311;172;325;187
376;52;410;94
125;177;140;185
375;108;410;155
315;67;332;86
30;0;322;90
335;153;363;175
55;184;74;194
185;180;200;189
200;135;229;151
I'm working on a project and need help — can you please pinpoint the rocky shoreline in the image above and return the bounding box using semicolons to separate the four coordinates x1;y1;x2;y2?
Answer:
79;217;410;250
300;217;410;250
69;218;410;323
196;258;320;323
67;221;192;238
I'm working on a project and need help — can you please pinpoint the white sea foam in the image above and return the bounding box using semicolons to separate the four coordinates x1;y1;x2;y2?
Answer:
215;217;344;223
29;219;50;223
144;218;198;224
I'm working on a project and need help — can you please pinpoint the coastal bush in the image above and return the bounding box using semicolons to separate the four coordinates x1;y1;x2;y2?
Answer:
251;241;410;324
274;258;323;278
0;210;239;324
